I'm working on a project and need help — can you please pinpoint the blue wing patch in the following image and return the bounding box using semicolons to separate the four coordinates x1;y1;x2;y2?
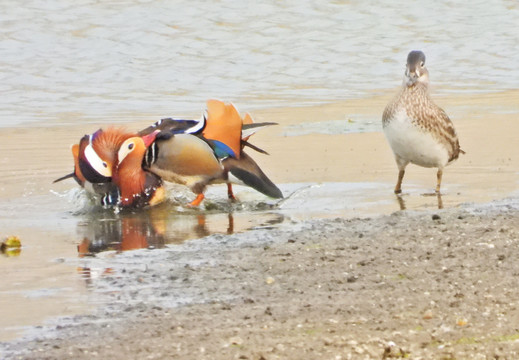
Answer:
210;140;237;159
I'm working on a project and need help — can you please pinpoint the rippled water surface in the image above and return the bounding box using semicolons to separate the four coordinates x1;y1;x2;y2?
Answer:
1;0;518;126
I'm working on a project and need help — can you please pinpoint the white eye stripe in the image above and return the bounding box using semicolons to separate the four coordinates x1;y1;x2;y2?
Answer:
84;143;112;177
117;139;136;164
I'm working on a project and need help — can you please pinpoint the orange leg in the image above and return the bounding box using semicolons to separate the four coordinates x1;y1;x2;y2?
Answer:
227;183;236;202
188;193;205;207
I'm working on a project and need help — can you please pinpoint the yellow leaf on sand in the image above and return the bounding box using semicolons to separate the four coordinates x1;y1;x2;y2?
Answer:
3;236;21;248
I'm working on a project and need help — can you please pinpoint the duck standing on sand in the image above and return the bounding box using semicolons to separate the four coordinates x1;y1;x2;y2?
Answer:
382;50;464;194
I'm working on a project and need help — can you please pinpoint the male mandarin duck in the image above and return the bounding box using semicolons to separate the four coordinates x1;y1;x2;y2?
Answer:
110;132;166;208
53;127;170;208
55;100;282;208
141;99;283;206
54;128;136;198
54;127;165;208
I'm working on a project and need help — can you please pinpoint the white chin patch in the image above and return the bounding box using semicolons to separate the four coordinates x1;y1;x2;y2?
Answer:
84;143;111;177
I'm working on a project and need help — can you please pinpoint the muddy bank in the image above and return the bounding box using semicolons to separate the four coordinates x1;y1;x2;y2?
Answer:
2;198;519;359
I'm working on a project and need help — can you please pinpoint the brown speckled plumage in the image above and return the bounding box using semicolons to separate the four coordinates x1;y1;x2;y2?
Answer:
383;82;462;163
382;50;464;194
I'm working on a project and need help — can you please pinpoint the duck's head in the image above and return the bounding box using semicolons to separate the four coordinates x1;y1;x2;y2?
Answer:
116;131;159;171
404;50;429;87
77;128;135;183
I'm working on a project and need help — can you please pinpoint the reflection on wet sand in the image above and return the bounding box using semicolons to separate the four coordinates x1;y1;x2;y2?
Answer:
395;193;443;211
75;202;284;284
75;202;284;252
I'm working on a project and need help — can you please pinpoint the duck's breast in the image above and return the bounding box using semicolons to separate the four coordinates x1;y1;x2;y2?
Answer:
383;109;449;168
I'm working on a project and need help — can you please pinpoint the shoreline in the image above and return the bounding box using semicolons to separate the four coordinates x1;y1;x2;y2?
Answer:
2;88;518;200
2;197;519;359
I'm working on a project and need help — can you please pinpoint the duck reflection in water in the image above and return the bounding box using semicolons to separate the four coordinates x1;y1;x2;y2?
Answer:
76;200;285;283
77;197;285;258
77;214;165;256
395;193;443;211
77;206;227;257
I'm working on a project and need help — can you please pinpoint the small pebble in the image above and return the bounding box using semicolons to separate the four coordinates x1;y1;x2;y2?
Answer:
229;336;243;345
423;309;433;319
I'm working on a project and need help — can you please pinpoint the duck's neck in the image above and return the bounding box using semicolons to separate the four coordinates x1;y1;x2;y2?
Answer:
115;163;147;206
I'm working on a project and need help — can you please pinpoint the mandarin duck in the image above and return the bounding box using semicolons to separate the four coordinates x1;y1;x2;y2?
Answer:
54;128;163;208
53;128;136;198
55;100;282;208
382;50;464;194
109;132;166;208
141;99;283;206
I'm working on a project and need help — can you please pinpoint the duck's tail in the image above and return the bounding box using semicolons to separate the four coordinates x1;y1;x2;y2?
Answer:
223;151;283;199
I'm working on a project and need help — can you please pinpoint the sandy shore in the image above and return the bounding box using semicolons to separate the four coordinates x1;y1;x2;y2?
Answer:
2;89;519;201
1;90;519;358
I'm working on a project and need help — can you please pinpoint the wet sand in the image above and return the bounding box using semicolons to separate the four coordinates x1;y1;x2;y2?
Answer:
1;90;519;358
255;90;519;201
2;89;518;202
3;200;519;359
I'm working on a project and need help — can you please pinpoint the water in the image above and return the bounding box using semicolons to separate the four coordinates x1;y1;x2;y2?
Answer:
0;180;405;341
1;0;518;127
1;0;519;344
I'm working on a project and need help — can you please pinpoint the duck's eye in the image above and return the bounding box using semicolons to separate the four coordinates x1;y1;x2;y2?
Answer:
102;162;108;168
420;61;424;67
128;143;134;150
